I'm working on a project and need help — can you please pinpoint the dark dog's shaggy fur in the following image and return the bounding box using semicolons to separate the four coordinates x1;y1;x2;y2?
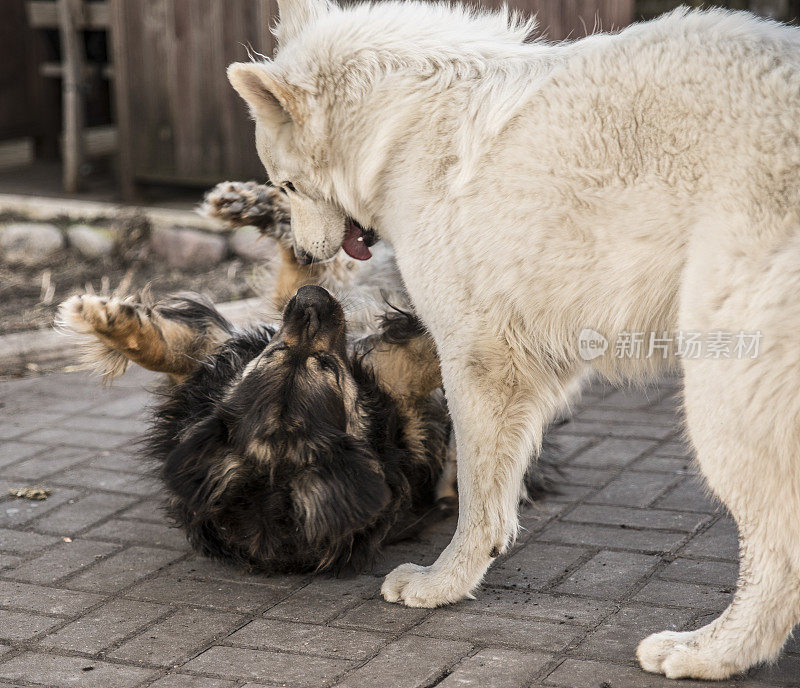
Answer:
58;181;557;575
148;289;452;573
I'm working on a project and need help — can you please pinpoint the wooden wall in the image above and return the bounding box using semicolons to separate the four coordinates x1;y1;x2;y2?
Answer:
0;0;39;141
109;0;633;195
110;0;275;193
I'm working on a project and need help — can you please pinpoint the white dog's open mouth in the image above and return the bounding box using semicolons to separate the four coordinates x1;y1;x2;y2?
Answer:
342;219;376;261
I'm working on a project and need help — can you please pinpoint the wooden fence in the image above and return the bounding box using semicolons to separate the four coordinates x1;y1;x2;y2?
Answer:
10;0;635;197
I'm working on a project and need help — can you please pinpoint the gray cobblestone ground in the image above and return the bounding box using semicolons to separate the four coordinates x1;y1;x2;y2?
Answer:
0;368;798;688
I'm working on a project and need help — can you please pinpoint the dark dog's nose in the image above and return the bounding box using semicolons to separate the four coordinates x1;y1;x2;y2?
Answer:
285;285;338;342
294;285;334;311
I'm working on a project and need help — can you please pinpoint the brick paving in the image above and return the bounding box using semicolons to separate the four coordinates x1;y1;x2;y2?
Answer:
0;368;798;688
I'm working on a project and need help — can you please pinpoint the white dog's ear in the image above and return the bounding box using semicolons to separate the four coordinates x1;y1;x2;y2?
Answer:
275;0;332;45
227;62;306;127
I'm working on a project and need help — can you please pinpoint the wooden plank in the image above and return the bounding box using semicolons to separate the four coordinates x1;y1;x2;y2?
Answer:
26;0;110;29
0;0;38;141
40;61;114;79
57;0;87;193
108;0;136;198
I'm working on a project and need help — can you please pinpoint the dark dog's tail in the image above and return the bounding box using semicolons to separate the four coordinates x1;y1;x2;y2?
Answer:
522;436;563;501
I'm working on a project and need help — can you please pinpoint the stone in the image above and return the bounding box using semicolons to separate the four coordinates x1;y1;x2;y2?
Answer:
0;222;64;267
229;226;275;262
66;224;115;259
150;226;227;269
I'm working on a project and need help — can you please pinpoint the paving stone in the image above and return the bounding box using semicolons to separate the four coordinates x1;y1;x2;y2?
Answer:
51;467;155;495
0;652;156;687
117;497;166;522
551;435;595;460
0;441;50;469
413;610;582;653
85;518;188;549
587;471;680;508
4;446;89;480
562;505;709;532
77;415;149;437
226;618;388;661
556;550;659;598
87;450;148;473
543;658;759;688
125;574;290;612
569;438;660;468
654;475;720;513
577;407;677;427
19;427;131;450
183;645;355;686
334;635;472;688
0;527;59;553
438;648;552;687
0;609;63;640
0;553;22;569
266;576;376;623
88;393;151;418
333;598;430;633
659;557;739;587
0;579;103;615
653;440;693;458
680;518;739;561
32;492;139;535
556;419;674;440
634;579;732;611
749;655;800;685
536;521;685;553
633;456;693;473
0;486;82;527
66;546;183;592
110;608;244;666
484;542;588;590
163;555;299;587
462;590;615;626
7;538;119;584
572;605;694;662
40;598;167;654
148;676;237;688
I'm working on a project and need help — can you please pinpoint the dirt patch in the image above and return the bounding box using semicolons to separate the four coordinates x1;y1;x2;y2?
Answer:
0;210;266;336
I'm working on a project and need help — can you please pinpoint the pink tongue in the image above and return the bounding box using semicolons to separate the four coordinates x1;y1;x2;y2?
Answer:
342;220;372;260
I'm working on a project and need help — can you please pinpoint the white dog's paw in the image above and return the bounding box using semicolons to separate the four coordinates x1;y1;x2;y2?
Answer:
381;562;471;608
637;630;736;680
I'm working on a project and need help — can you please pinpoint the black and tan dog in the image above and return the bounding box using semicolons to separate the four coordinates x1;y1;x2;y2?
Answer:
58;182;554;574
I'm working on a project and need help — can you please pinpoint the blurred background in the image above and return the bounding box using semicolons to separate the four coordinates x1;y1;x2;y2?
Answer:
0;0;798;365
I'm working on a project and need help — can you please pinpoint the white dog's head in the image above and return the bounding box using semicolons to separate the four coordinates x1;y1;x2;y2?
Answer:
228;0;537;261
227;0;375;262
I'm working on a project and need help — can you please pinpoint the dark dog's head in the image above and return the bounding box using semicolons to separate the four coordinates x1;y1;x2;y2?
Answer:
157;285;420;573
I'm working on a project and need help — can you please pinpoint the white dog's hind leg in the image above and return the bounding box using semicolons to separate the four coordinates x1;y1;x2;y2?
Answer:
638;523;800;679
382;339;573;607
639;227;800;679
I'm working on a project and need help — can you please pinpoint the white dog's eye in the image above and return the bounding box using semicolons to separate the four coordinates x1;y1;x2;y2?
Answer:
282;182;296;194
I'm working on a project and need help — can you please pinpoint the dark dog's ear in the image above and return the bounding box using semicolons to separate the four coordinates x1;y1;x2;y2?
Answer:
292;440;390;550
162;414;234;513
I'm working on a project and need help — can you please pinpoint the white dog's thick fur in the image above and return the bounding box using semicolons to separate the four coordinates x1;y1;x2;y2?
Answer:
227;2;800;679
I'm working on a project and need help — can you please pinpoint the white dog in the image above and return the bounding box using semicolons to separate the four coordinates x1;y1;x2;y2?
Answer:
227;2;800;679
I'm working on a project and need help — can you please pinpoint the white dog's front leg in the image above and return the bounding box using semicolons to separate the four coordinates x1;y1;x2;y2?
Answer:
382;347;570;607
